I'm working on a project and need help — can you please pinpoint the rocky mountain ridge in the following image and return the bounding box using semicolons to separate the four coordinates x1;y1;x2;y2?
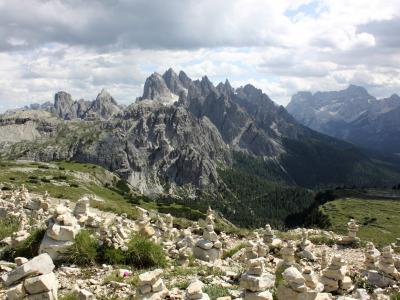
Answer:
1;70;400;202
287;86;400;153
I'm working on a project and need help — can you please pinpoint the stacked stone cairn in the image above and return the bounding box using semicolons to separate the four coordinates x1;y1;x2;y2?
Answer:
245;241;259;261
39;203;81;260
254;232;268;258
136;269;168;300
176;229;195;250
280;240;296;268
136;207;156;240
320;249;329;270
298;229;317;261
240;257;275;300
302;266;324;292
2;253;58;300
263;224;275;245
277;266;327;300
73;196;102;228
193;210;222;262
185;280;210;300
339;219;360;245
320;254;353;293
99;215;132;251
378;246;400;280
364;242;380;270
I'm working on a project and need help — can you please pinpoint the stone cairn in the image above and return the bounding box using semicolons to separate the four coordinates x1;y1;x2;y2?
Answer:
193;210;222;262
277;266;326;300
302;266;324;292
240;257;275;300
320;249;329;270
364;242;380;270
339;218;360;245
176;229;195;250
280;240;296;268
136;269;168;300
2;253;58;300
263;224;275;245
99;215;132;251
298;229;316;261
378;245;400;280
136;207;156;240
244;241;259;261
73;196;102;228
39;203;81;260
185;280;210;300
320;254;353;293
254;232;268;258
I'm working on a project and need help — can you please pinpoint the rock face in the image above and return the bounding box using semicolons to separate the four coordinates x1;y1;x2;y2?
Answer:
287;85;400;153
2;254;58;300
2;69;400;199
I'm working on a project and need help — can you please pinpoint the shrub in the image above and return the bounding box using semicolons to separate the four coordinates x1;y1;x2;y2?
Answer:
309;235;336;246
0;216;20;240
203;285;230;300
100;247;126;266
63;230;98;266
124;235;167;269
1;228;46;261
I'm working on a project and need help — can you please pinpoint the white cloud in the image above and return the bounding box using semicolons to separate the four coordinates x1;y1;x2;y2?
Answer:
0;0;399;111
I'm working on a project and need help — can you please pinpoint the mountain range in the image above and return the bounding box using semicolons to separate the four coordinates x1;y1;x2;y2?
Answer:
1;69;400;226
287;85;400;154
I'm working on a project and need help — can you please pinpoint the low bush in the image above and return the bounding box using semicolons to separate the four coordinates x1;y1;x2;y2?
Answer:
203;285;230;300
391;292;400;300
63;230;98;266
124;235;167;269
309;235;336;246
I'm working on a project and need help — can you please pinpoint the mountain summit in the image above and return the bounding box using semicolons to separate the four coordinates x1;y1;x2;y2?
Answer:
287;85;400;153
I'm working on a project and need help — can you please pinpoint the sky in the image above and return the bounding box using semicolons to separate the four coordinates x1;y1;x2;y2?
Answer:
0;0;399;111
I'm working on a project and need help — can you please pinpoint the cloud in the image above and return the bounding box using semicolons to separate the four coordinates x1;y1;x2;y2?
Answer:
0;0;399;111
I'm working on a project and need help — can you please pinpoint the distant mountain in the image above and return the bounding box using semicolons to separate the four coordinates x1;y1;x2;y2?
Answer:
1;71;400;227
287;85;400;154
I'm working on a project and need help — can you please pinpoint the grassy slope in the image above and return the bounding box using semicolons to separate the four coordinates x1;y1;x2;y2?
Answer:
320;198;400;246
0;160;231;230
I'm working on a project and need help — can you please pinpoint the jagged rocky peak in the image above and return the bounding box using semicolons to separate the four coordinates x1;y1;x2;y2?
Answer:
91;88;121;119
141;72;178;105
216;79;234;96
53;91;78;119
162;68;187;96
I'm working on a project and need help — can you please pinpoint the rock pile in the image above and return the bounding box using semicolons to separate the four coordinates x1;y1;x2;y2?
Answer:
280;240;296;267
185;280;210;300
302;267;324;292
39;203;81;260
320;254;353;293
2;253;58;300
339;219;360;245
378;246;400;279
136;207;156;240
277;266;327;300
73;196;102;228
364;242;380;270
99;215;132;251
193;224;222;262
136;269;168;300
240;257;275;300
298;229;316;261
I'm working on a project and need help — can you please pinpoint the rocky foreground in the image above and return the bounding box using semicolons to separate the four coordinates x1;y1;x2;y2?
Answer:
0;186;399;300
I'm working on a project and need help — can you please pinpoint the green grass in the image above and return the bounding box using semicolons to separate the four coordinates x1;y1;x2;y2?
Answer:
320;198;400;246
203;285;230;300
0;216;20;240
223;243;246;259
63;230;98;266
